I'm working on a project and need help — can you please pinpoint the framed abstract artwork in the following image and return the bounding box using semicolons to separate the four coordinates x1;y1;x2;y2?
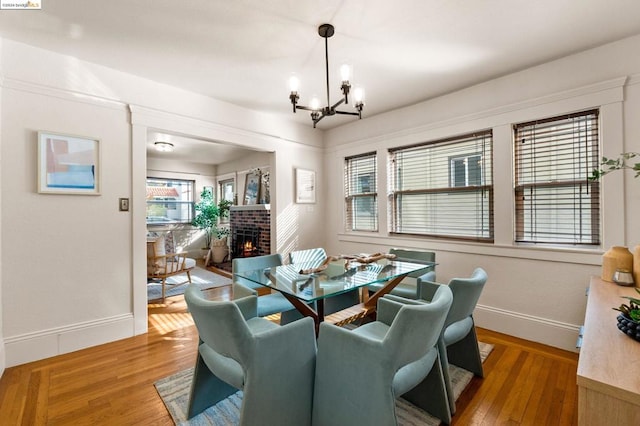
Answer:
296;168;316;203
37;131;100;195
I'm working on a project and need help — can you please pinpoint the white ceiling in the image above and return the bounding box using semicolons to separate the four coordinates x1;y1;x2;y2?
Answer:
2;0;640;162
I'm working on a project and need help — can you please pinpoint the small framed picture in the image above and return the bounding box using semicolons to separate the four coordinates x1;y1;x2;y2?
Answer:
296;168;316;203
37;131;100;195
244;171;261;205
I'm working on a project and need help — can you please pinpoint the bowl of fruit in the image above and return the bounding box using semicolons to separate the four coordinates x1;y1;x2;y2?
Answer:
615;288;640;342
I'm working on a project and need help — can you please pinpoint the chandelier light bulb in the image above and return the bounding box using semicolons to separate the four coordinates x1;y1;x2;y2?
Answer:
340;64;351;82
354;87;365;104
289;75;300;92
310;96;320;111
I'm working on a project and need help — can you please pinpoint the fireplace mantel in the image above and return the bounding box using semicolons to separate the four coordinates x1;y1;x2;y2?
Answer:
230;204;270;212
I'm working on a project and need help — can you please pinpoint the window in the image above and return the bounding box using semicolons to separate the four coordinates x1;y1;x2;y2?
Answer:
450;153;482;187
218;178;235;223
219;178;235;203
146;177;195;224
345;152;378;231
388;131;493;241
514;109;600;245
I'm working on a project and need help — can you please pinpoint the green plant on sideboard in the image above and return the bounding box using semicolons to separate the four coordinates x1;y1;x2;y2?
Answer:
590;152;640;180
614;287;640;321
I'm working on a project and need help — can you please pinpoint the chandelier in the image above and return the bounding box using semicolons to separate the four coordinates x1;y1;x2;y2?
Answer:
289;23;365;128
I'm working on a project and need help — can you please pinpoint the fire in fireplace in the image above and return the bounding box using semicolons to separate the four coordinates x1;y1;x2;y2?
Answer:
232;226;259;258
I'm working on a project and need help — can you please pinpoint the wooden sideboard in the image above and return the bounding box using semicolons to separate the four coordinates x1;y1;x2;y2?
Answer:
577;276;640;424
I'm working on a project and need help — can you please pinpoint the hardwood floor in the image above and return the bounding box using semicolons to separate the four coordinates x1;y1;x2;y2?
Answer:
0;286;579;425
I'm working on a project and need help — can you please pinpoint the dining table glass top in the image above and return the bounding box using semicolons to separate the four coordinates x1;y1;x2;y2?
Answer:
235;258;435;303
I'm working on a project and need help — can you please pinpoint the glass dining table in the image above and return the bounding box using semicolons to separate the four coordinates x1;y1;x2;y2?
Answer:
235;257;435;332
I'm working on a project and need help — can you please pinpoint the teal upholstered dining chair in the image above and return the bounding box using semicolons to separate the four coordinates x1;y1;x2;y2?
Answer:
312;285;454;426
232;254;301;324
367;248;436;299
415;267;488;414
184;283;317;425
289;247;360;314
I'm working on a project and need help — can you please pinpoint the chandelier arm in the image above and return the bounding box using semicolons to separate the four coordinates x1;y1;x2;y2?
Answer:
334;110;361;116
330;97;346;111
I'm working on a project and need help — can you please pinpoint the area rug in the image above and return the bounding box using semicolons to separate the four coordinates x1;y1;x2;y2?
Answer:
155;342;493;425
147;266;232;301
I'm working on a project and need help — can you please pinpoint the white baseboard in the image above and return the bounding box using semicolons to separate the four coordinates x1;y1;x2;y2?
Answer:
475;305;581;353
4;314;135;367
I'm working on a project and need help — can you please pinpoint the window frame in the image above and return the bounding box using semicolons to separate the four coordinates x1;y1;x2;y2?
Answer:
344;152;378;232
388;130;494;242
146;177;196;225
513;109;600;246
218;178;235;223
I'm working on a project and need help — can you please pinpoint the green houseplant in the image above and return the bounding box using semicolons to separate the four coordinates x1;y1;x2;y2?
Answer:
191;188;221;249
590;152;640;180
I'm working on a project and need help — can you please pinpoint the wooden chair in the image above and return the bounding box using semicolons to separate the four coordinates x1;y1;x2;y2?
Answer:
147;233;196;299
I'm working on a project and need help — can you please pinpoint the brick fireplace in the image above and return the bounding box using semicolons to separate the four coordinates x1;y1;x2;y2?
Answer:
229;205;271;259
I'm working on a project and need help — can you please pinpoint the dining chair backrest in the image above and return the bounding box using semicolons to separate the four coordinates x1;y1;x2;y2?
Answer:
232;253;283;286
184;284;253;365
289;248;327;267
384;284;453;367
232;253;283;274
389;248;436;278
444;267;487;328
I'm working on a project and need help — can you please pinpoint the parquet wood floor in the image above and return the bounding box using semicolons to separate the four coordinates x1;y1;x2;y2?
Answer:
0;286;578;425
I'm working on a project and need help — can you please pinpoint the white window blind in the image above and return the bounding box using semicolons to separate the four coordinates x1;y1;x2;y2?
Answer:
514;109;600;245
345;152;378;232
388;131;493;241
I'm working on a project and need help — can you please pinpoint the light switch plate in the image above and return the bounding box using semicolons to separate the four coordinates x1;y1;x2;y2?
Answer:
119;198;129;211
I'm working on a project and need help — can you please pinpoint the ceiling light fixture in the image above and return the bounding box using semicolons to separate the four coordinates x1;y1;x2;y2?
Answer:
289;23;365;128
154;141;174;152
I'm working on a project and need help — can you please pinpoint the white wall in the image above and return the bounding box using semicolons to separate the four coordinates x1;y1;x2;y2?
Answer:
1;86;134;365
0;39;321;367
0;39;4;376
324;34;640;352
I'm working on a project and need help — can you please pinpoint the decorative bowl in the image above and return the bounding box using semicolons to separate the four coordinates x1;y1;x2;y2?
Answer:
617;313;640;342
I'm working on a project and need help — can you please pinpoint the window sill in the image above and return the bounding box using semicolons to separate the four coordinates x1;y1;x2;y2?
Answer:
337;232;603;266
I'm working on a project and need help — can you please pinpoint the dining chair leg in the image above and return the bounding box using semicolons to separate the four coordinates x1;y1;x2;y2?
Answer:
438;339;456;414
187;351;237;419
401;352;452;425
447;325;484;378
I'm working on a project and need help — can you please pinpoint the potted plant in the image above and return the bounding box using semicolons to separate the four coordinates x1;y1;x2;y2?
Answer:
210;226;230;263
614;288;640;341
192;188;220;251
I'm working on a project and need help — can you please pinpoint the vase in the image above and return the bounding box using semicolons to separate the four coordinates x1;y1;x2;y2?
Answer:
211;237;229;264
602;246;634;283
634;245;640;288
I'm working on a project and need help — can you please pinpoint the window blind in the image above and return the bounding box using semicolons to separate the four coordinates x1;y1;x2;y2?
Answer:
345;152;378;232
514;109;600;245
388;131;493;241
